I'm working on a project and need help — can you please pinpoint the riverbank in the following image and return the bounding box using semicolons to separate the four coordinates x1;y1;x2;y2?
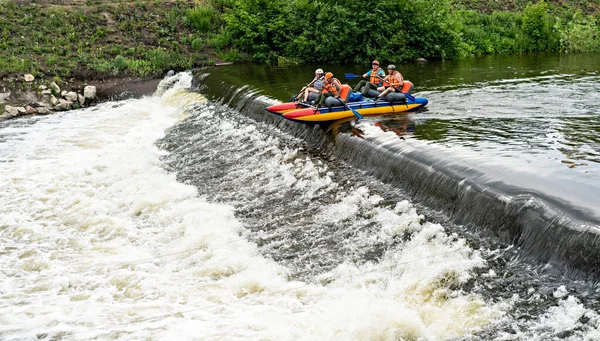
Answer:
1;0;221;118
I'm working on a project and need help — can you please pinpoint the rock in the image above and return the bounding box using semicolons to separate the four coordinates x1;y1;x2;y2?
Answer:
4;105;19;116
50;95;59;106
24;74;35;82
36;107;53;115
167;70;175;77
64;91;78;102
60;90;68;97
0;91;10;102
416;58;427;63
0;113;11;120
39;85;48;90
84;85;97;101
16;107;27;115
49;82;60;96
25;105;38;115
41;89;52;104
53;99;73;111
77;93;85;106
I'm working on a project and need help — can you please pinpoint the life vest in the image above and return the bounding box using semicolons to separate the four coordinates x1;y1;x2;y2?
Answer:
369;70;381;85
388;72;402;89
322;80;339;96
401;80;414;93
339;84;351;101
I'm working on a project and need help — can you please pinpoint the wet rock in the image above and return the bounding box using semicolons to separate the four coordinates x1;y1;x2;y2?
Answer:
84;85;97;101
416;58;427;63
24;74;35;82
53;99;73;111
64;91;78;102
0;113;10;120
77;93;85;106
555;330;574;338
167;70;175;76
49;82;60;96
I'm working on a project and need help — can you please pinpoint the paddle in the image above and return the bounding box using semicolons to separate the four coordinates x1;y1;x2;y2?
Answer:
344;73;361;80
344;102;364;119
288;86;306;102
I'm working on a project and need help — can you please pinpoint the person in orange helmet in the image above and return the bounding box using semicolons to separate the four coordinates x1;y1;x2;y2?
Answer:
314;72;342;106
353;60;386;97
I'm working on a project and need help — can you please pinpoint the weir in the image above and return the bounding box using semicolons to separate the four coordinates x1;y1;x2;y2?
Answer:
192;69;600;278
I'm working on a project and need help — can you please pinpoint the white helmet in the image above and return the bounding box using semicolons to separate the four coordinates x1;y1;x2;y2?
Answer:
315;68;324;74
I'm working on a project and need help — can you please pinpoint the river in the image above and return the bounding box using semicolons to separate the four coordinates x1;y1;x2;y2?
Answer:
1;54;599;340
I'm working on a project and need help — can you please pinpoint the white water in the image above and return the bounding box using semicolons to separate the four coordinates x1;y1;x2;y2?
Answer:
0;73;536;340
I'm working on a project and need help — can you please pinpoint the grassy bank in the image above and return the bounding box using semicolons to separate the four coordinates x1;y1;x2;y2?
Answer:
0;0;219;80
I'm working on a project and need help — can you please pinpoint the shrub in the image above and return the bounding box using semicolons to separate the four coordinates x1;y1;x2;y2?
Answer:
522;1;558;51
113;55;127;72
191;37;204;51
187;6;215;32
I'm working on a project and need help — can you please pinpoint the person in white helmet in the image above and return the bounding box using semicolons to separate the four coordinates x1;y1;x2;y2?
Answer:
376;64;404;100
300;68;326;102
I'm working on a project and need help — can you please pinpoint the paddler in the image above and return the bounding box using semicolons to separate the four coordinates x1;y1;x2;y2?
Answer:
314;72;342;107
301;68;325;102
353;60;386;97
376;64;404;101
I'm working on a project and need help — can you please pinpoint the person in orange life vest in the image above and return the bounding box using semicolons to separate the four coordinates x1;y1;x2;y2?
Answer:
300;68;325;102
315;72;342;106
353;60;386;96
376;64;404;100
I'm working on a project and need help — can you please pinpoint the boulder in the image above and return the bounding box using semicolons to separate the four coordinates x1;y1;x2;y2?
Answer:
84;85;97;101
16;107;27;115
36;107;53;115
4;105;20;117
0;113;10;120
53;99;73;111
415;58;427;63
167;70;175;77
64;91;78;102
39;85;48;90
77;93;85;106
60;90;68;97
49;82;60;96
25;105;38;115
50;95;60;106
24;74;35;82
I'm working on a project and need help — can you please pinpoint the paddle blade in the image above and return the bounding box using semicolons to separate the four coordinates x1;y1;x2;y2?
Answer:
404;92;416;102
348;106;364;119
344;73;360;79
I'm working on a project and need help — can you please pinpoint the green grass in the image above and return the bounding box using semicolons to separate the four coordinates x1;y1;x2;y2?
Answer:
0;0;218;80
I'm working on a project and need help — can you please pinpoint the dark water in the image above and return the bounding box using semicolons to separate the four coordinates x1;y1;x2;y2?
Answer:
159;54;600;339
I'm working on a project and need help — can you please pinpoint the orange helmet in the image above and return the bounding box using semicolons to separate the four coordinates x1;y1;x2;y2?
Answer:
324;72;334;79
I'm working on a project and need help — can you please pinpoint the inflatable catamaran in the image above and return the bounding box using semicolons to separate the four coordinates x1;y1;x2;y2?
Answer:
267;82;428;123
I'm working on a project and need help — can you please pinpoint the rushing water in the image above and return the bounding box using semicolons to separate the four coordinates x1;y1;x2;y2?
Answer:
1;53;600;341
